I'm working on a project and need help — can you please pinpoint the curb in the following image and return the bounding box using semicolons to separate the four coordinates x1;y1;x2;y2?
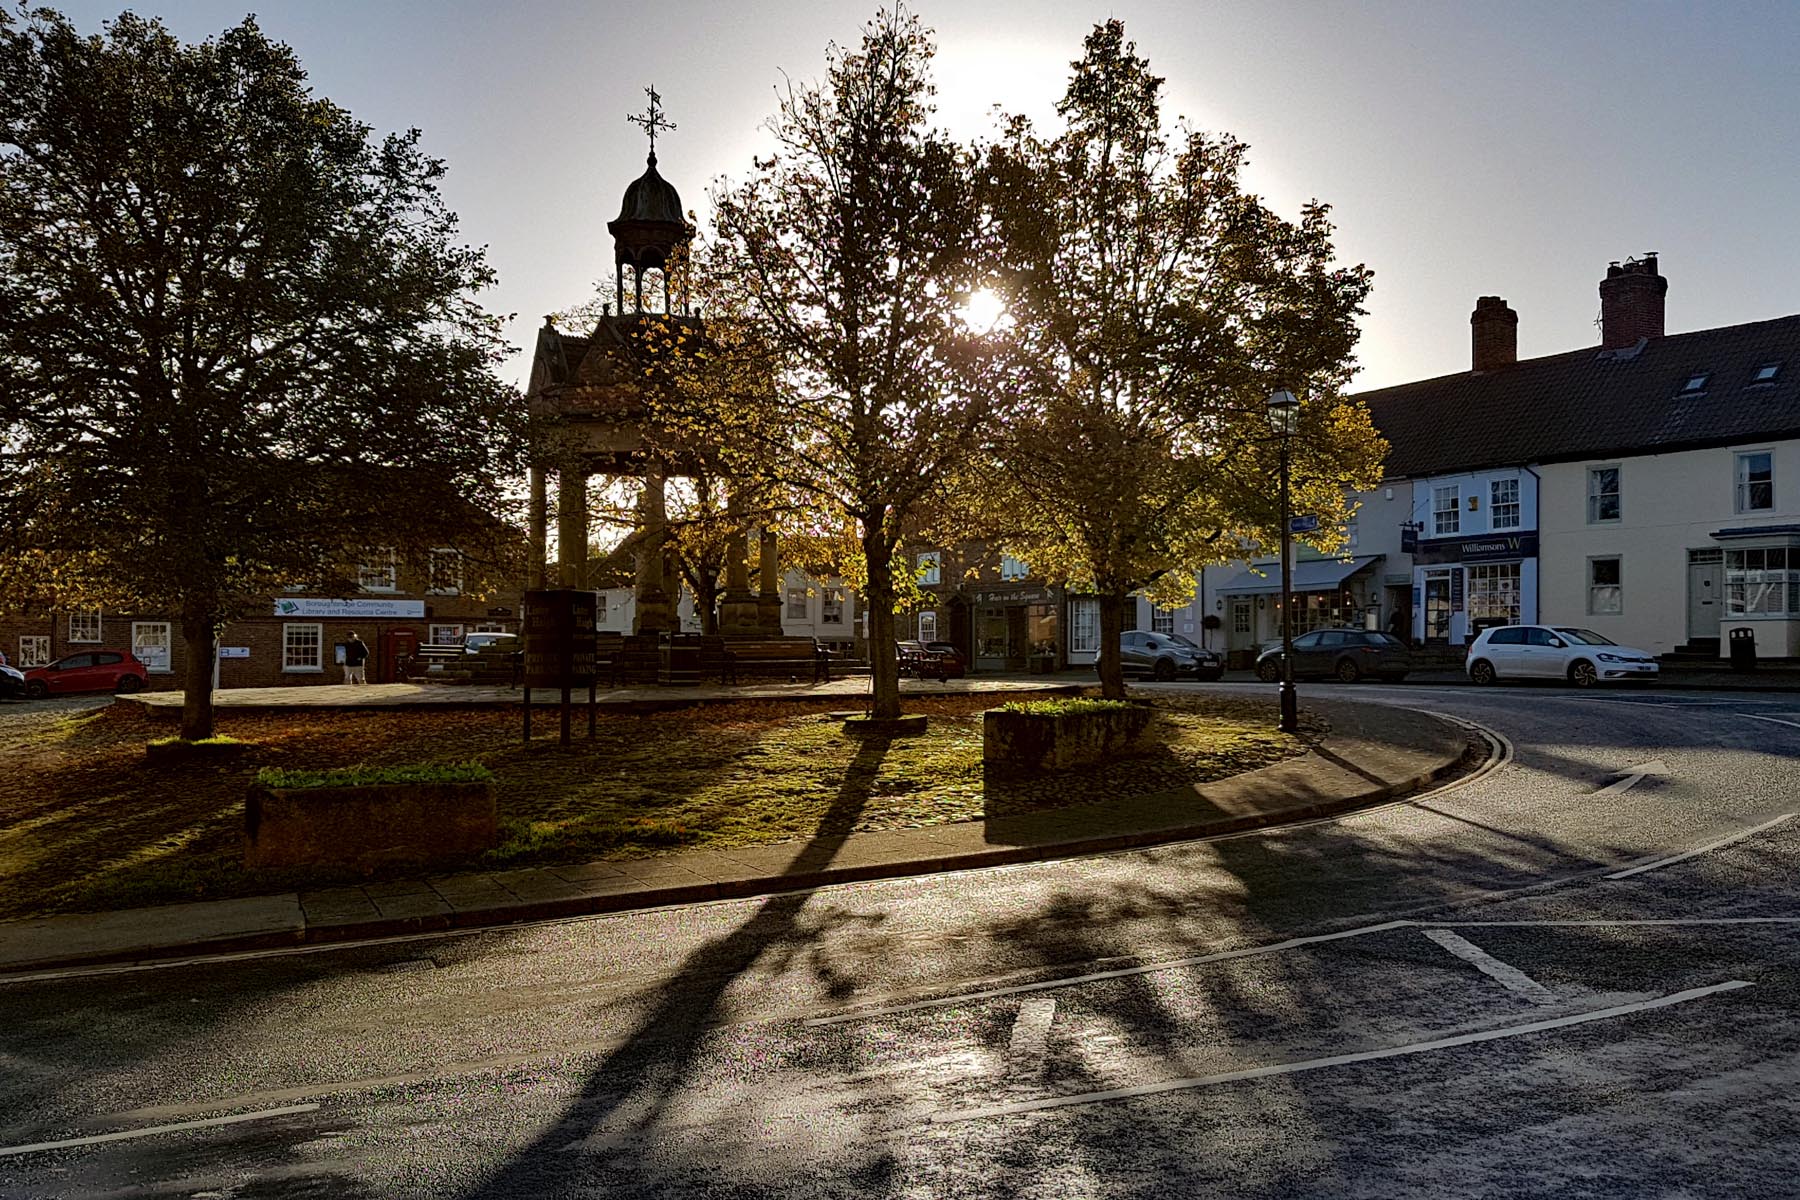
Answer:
0;720;1486;975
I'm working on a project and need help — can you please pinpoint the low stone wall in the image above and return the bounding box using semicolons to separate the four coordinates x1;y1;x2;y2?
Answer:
245;782;497;872
983;705;1154;771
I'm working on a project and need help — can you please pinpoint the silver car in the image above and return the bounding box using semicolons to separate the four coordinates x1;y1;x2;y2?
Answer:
1099;631;1224;681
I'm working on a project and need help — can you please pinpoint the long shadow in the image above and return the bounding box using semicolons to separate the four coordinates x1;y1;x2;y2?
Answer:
460;732;902;1199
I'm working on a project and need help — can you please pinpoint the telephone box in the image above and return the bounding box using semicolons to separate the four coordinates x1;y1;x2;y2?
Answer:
379;628;418;683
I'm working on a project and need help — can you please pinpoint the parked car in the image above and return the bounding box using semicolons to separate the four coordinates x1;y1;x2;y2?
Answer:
1465;624;1659;687
1098;630;1225;681
462;632;519;655
1254;628;1411;683
0;660;24;700
22;650;149;698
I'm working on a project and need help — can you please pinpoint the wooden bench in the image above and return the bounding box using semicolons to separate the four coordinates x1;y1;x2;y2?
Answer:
722;639;830;685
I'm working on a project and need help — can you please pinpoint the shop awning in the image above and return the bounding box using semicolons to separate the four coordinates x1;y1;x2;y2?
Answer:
1214;555;1382;596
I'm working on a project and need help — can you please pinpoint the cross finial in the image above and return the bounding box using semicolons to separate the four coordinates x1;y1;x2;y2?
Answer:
627;85;676;164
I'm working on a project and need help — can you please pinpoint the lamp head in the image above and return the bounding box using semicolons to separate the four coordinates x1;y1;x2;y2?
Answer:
1267;388;1299;434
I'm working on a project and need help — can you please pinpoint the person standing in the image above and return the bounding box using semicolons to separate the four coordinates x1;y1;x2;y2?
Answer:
343;632;370;685
1386;605;1411;648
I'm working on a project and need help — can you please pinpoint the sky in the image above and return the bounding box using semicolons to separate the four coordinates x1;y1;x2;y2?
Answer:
42;0;1800;393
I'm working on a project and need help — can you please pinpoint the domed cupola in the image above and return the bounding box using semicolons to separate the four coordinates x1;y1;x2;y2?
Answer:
608;87;693;314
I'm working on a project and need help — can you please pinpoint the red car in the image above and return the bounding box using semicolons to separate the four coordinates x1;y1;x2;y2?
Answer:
23;649;149;698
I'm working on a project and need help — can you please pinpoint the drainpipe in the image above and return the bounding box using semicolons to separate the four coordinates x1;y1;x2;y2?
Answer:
1523;465;1543;624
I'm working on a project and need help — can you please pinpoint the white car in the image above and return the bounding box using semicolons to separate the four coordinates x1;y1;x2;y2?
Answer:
1465;624;1659;687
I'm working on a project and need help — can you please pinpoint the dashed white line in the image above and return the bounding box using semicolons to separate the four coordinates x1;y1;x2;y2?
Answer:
1422;929;1556;1004
1606;813;1796;879
804;920;1414;1027
0;1104;321;1158
1005;996;1057;1080
930;981;1753;1123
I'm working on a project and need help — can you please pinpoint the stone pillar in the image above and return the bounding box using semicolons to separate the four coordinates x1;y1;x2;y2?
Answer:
634;468;675;633
756;528;784;634
556;467;586;588
527;465;547;590
717;526;761;635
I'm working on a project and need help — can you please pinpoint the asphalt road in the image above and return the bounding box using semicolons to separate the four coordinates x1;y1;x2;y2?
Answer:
2;683;1798;1198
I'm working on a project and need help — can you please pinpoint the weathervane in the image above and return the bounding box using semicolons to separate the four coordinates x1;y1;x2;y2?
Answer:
627;85;676;163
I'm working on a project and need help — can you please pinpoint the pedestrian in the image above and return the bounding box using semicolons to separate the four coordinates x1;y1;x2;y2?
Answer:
1386;606;1410;648
343;631;370;685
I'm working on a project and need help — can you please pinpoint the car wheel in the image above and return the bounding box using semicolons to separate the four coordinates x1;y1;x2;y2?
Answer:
1569;659;1598;688
115;675;145;694
1255;658;1280;682
25;680;48;699
1153;657;1177;682
1334;657;1361;683
1469;659;1497;686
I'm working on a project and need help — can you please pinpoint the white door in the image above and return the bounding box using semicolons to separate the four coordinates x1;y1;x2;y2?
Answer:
1517;626;1564;678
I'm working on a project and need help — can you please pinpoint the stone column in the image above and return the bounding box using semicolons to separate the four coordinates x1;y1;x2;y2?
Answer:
527;465;547;590
556;467;586;588
634;468;675;633
717;526;761;635
756;528;784;634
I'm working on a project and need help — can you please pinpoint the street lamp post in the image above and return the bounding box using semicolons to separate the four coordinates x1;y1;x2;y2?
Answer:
1268;389;1300;733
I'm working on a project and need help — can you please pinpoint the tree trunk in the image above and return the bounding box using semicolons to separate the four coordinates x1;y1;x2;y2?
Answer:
1097;588;1128;700
863;532;901;719
179;610;217;742
696;573;720;635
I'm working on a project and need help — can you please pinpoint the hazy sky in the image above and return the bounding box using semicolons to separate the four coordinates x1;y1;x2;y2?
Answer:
44;1;1800;392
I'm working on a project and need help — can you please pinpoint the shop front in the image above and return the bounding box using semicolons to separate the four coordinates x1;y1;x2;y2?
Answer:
1411;532;1538;645
1213;555;1385;665
967;586;1059;673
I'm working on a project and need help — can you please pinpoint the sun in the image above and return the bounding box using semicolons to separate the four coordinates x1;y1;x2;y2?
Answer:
958;287;1008;334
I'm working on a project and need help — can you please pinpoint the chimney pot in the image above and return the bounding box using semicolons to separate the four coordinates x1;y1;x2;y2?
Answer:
1471;295;1518;372
1599;253;1666;349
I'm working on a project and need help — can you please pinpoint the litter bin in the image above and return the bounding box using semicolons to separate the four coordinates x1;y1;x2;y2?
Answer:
1729;626;1757;673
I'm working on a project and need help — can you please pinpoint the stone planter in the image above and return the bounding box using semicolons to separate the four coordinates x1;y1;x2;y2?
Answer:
245;781;497;872
983;704;1154;771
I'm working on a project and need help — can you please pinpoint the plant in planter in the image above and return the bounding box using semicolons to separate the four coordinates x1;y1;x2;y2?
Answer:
983;698;1154;770
246;762;497;872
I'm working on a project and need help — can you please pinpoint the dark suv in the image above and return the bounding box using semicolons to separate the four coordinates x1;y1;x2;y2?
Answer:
1255;629;1410;683
1099;631;1224;681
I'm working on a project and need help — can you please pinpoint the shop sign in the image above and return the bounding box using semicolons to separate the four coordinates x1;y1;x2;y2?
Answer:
1461;533;1538;563
973;589;1049;604
273;597;426;618
219;646;250;659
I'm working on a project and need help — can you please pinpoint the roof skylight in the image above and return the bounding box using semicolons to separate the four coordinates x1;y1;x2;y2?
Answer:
1680;371;1711;394
1752;362;1782;384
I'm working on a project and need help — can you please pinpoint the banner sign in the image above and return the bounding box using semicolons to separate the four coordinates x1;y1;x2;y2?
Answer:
274;598;426;618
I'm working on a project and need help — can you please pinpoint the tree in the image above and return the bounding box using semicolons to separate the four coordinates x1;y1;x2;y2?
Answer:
980;20;1384;698
0;9;522;738
709;7;990;719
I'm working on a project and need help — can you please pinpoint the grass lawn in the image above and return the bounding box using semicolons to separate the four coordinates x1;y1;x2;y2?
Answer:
0;692;1314;920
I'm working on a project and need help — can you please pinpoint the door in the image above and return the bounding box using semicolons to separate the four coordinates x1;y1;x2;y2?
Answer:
1687;559;1722;641
1307;630;1349;676
1483;626;1525;675
1517;626;1563;678
975;606;1009;672
1229;600;1253;653
1423;572;1453;643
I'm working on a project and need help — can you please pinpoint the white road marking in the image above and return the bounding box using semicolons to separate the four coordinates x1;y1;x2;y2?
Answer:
1422;929;1556;1004
1742;713;1800;731
1593;759;1670;796
1006;996;1057;1080
930;980;1753;1123
1606;813;1796;879
1428;917;1800;928
0;1103;321;1158
804;920;1414;1027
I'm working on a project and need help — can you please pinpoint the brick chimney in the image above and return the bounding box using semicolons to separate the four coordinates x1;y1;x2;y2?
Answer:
1599;253;1666;349
1470;295;1517;372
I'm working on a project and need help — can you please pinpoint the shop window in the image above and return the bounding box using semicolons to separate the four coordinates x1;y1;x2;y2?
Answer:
1587;467;1621;523
18;635;50;667
1467;563;1521;626
427;549;463;595
1726;547;1798;615
1736;452;1774;513
1490;479;1521;530
821;587;844;624
786;587;808;619
917;552;940;586
917;610;938;642
1587;557;1623;615
1432;486;1460;536
1151;607;1175;634
131;622;173;674
1069;599;1100;654
429;624;465;646
68;610;102;643
358;549;398;593
1231;603;1251;635
283;623;324;672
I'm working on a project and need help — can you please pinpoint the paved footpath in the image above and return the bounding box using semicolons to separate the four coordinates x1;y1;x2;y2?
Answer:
0;696;1478;975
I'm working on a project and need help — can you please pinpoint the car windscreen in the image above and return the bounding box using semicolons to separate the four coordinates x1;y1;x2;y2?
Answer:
1166;633;1201;649
1555;628;1617;646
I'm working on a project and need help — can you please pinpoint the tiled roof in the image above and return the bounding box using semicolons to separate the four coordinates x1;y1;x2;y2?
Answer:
1358;314;1800;478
